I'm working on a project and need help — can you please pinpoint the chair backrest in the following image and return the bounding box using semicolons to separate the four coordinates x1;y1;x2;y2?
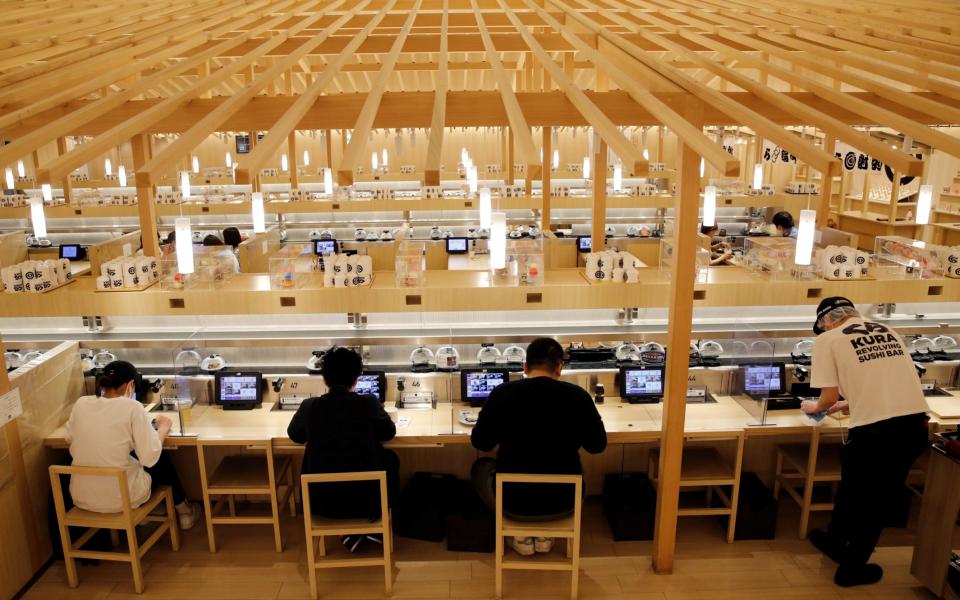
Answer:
196;438;278;488
301;471;388;521
494;473;583;522
49;464;133;518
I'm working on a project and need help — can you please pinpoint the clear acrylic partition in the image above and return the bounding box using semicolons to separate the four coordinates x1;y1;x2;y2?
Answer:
169;328;205;436
873;235;946;280
723;315;777;428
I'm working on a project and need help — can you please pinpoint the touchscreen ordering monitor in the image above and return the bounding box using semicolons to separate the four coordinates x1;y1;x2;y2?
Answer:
313;239;338;255
460;368;508;407
215;371;263;410
354;371;386;404
576;236;592;253
446;237;468;254
59;244;84;260
742;363;786;397
619;366;665;403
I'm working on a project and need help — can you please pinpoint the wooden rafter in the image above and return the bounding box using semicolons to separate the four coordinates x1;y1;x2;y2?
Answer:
424;0;449;187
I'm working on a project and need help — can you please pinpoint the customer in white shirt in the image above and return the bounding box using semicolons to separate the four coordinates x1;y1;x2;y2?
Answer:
66;360;199;530
800;297;929;588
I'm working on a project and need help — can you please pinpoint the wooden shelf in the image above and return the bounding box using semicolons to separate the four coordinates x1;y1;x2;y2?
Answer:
2;266;957;317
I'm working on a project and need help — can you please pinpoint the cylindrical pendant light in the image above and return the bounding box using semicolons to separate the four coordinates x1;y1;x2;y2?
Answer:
461;147;469;165
323;168;333;195
703;186;717;227
381;148;388;167
104;158;112;177
251;192;266;233
174;217;194;275
479;188;492;229
794;209;816;266
118;165;127;187
192;155;200;174
752;164;763;190
642;148;650;161
468;165;478;194
225;151;233;168
490;212;507;269
917;185;933;225
699;158;705;178
583;156;591;179
180;171;191;199
5;168;14;190
16;160;25;178
32;188;50;238
281;153;288;172
302;150;310;166
371;151;379;170
552;149;559;170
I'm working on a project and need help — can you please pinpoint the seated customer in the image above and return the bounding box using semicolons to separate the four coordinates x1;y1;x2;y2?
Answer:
773;211;798;238
222;227;244;251
701;224;733;266
288;347;398;550
471;338;607;556
201;234;240;272
66;360;199;529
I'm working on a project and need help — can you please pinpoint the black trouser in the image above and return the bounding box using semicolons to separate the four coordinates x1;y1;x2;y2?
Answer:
142;452;187;506
309;449;400;519
470;458;575;523
827;412;928;568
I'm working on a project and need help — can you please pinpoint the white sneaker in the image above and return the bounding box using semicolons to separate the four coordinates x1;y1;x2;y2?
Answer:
508;536;535;556
534;537;553;553
175;502;201;531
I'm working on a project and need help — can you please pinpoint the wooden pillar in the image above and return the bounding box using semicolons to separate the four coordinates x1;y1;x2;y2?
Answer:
288;131;299;189
652;102;702;574
249;131;261;193
860;170;870;216
817;135;837;227
507;128;515;186
525;129;534;198
889;172;901;223
591;139;608;252
656;126;665;163
56;137;73;205
542;126;552;233
324;129;333;168
131;133;160;257
500;128;508;182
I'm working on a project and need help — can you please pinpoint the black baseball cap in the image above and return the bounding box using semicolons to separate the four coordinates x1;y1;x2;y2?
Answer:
813;296;855;335
98;360;138;389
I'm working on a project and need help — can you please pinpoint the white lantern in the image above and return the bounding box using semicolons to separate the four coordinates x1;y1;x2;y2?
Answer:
479;188;492;229
281;153;288;172
381;148;388;167
794;209;816;266
4;168;14;190
753;164;763;190
118;165;127;187
31;194;48;238
104;158;112;177
225;151;233;168
303;150;310;166
16;160;24;178
180;171;191;199
323;167;333;195
642;148;649;161
468;165;478;194
699;158;705;178
174;217;194;275
251;192;266;233
461;147;469;165
583;156;591;179
702;185;717;228
552;149;559;170
191;155;200;174
613;163;623;191
371;151;379;170
917;184;933;225
490;212;507;269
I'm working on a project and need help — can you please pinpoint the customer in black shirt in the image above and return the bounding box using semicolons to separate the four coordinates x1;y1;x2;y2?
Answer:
288;347;398;522
471;338;607;554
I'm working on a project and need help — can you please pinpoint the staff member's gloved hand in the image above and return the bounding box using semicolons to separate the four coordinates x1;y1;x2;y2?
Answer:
800;400;821;414
827;400;850;415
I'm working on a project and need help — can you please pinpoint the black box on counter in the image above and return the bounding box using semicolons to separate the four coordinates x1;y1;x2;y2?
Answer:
603;473;656;541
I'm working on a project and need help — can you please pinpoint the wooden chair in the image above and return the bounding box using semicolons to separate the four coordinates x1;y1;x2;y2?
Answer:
648;432;746;543
196;439;296;553
774;429;843;538
495;473;582;600
301;472;392;600
49;465;180;594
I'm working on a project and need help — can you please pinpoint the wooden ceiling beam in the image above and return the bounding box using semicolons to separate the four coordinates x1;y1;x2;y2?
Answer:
424;0;449;187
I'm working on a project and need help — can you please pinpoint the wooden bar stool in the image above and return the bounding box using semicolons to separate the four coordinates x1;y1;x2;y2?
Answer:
648;432;746;543
301;472;392;600
495;473;582;600
196;439;296;553
49;465;180;594
773;429;842;538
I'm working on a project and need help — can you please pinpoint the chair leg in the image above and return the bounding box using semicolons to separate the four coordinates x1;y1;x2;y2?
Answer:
773;451;784;499
60;526;79;589
166;488;181;551
270;487;283;553
286;464;297;517
227;495;236;517
495;536;503;600
126;525;145;594
203;493;217;553
317;534;326;557
110;529;121;547
570;535;580;600
305;535;318;600
382;525;393;595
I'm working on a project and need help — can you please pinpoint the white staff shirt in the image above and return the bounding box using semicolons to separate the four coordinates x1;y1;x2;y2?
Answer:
65;395;162;513
811;318;929;428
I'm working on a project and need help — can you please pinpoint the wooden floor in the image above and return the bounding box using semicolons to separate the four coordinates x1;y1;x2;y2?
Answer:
23;499;953;600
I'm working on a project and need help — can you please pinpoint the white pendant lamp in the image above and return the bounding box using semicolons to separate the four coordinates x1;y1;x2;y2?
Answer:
699;158;705;178
174;217;194;275
490;212;507;269
225;151;233;168
752;164;763;190
468;165;478;194
118;165;127;187
703;185;717;227
5;168;14;190
371;151;379;170
192;155;200;174
479;188;492;229
302;150;310;166
381;148;388;167
643;148;650;161
552;149;560;170
917;184;933;225
613;163;623;191
324;167;333;195
33;186;51;238
16;160;25;178
582;156;591;179
251;192;266;233
180;171;191;199
104;158;112;177
461;147;469;165
794;209;816;266
281;153;288;172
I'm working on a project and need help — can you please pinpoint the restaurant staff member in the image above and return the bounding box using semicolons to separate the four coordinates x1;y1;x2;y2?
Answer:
700;225;733;266
773;211;798;238
800;297;929;587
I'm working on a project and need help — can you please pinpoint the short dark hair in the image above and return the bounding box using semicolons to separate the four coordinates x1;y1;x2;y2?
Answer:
98;360;138;392
321;347;363;388
772;211;794;230
202;234;224;247
700;224;718;236
222;227;242;249
525;338;564;372
162;231;176;245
